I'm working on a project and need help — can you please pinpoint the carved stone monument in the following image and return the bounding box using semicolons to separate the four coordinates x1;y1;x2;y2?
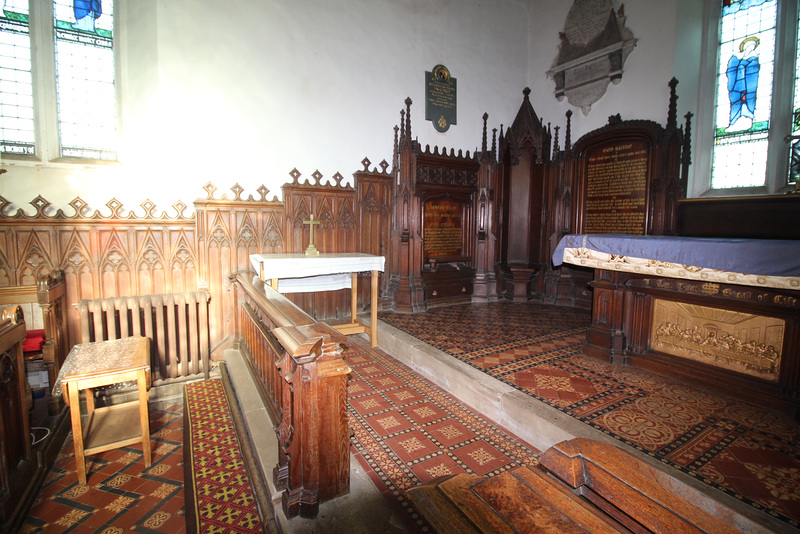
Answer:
546;0;637;115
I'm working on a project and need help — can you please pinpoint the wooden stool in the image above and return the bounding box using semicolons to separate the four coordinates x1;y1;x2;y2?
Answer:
57;337;151;485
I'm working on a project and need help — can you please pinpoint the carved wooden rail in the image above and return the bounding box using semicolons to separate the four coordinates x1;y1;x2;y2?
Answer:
230;271;350;519
76;291;211;383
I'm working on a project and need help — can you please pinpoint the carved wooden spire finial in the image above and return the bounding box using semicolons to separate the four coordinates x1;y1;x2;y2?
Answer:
481;112;489;154
565;109;573;151
405;97;413;141
667;77;679;130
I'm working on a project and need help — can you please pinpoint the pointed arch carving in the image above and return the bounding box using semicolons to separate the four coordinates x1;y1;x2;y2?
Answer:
61;230;94;276
208;213;232;249
236;212;258;249
17;232;54;285
263;214;284;253
99;231;131;274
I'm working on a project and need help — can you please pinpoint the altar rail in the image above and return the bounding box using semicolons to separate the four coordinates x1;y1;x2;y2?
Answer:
229;271;350;519
76;291;211;383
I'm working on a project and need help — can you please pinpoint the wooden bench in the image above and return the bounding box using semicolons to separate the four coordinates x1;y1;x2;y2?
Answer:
230;271;350;519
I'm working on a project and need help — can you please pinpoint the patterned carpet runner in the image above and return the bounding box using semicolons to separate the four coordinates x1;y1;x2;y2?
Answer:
184;379;264;534
379;301;800;530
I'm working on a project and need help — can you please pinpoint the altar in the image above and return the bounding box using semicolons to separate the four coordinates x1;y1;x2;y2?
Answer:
553;234;800;416
249;253;385;347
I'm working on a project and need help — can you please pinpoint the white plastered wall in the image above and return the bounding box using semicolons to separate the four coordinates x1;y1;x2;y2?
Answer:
0;0;697;216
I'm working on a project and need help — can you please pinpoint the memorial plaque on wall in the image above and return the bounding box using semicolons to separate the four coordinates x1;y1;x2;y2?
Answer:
583;140;648;234
425;64;457;132
423;200;463;258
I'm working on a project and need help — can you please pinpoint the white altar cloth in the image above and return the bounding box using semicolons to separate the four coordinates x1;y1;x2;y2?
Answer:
249;253;385;294
249;253;385;346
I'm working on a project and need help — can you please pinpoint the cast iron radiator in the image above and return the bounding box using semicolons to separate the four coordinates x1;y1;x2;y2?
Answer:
76;292;211;382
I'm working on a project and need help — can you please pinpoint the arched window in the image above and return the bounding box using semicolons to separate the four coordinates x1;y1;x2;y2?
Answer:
704;0;799;195
0;0;116;162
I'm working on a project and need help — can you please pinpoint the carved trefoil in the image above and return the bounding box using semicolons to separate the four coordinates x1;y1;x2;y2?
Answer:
546;0;637;115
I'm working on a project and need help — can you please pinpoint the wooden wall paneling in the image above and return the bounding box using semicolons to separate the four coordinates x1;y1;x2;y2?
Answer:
281;170;359;321
354;159;394;311
677;195;800;239
0;195;198;353
193;183;285;353
0;169;386;364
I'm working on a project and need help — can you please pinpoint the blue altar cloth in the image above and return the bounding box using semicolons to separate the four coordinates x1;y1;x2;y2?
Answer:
552;234;800;278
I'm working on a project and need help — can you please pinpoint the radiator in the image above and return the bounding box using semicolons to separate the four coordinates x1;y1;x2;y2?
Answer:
76;291;211;381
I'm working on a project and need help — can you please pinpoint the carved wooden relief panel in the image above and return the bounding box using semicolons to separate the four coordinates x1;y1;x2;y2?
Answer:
651;299;783;381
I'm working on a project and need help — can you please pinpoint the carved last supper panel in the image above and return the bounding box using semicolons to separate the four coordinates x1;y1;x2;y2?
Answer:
651;299;783;382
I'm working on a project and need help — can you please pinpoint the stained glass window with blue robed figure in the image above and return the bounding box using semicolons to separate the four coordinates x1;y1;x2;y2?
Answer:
712;0;777;189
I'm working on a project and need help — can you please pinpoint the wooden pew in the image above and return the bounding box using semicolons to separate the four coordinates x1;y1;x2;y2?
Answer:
0;306;34;531
229;271;350;519
0;271;69;396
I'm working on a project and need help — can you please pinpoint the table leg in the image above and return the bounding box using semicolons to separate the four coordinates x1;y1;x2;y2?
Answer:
270;278;279;290
85;386;95;414
67;382;88;485
351;273;358;324
371;270;378;347
137;368;152;467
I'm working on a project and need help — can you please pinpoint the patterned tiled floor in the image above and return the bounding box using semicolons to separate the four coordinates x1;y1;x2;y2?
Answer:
344;336;540;533
20;299;800;532
380;301;800;530
21;399;186;534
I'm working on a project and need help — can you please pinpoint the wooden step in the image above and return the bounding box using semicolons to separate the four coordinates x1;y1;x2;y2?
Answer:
409;439;748;534
407;466;625;533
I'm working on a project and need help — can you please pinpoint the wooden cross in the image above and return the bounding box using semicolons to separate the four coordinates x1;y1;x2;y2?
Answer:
303;214;321;256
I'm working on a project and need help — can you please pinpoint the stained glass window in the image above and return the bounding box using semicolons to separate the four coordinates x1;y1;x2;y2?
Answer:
789;8;800;184
712;0;777;189
0;0;116;162
0;0;35;156
53;0;116;160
